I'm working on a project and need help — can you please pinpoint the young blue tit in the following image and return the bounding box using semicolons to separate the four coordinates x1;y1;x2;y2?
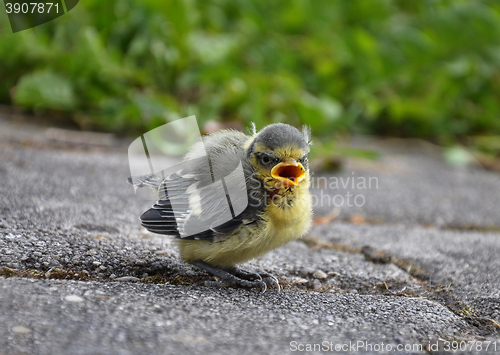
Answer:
129;123;312;291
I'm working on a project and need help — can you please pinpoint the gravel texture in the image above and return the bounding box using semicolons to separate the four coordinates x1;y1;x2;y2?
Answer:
0;278;475;355
1;115;499;354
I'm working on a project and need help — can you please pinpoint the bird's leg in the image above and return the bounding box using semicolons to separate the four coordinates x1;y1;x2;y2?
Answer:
192;261;266;291
192;261;279;292
226;266;281;292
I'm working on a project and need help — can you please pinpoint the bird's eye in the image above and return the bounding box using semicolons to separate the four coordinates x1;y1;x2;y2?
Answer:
260;155;273;165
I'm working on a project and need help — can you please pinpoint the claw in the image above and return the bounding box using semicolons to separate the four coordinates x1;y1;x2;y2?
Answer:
260;282;267;293
267;275;281;292
192;261;280;291
258;271;281;292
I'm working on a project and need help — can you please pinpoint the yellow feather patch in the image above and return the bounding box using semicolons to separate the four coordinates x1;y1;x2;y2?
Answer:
177;178;312;267
177;137;312;267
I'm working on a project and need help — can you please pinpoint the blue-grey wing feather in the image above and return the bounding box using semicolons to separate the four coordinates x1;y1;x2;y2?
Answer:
128;129;263;241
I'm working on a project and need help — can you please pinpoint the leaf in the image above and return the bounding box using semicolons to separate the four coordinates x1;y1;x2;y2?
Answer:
13;70;76;111
443;146;475;167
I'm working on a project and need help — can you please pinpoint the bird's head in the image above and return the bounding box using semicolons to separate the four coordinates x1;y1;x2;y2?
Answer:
247;123;310;191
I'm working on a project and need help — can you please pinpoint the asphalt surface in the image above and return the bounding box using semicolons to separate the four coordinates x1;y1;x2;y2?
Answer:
1;114;500;354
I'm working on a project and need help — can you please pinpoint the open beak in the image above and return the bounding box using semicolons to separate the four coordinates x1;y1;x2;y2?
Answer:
271;159;306;187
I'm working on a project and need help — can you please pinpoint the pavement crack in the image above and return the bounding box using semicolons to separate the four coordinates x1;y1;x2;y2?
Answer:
300;238;499;338
301;234;361;254
0;266;94;281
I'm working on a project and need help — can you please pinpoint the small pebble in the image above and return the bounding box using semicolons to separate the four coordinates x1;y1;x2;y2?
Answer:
313;270;327;279
289;277;309;285
65;295;84;303
12;325;30;334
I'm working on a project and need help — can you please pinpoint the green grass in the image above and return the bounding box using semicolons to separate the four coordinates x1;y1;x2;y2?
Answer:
1;0;500;146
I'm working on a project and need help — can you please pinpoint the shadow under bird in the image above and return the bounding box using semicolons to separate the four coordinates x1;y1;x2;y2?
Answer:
129;123;313;291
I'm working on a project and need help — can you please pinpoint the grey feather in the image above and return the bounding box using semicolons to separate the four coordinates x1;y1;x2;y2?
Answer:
130;129;262;240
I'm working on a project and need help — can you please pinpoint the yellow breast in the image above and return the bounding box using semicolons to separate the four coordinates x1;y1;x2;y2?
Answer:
177;187;312;267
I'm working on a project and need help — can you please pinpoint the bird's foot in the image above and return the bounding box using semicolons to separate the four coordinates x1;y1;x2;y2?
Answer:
229;267;281;292
192;261;280;292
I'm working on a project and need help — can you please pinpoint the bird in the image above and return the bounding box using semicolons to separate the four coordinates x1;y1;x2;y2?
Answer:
129;123;313;291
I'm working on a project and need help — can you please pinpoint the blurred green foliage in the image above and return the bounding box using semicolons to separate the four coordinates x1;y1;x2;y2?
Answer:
1;0;500;142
